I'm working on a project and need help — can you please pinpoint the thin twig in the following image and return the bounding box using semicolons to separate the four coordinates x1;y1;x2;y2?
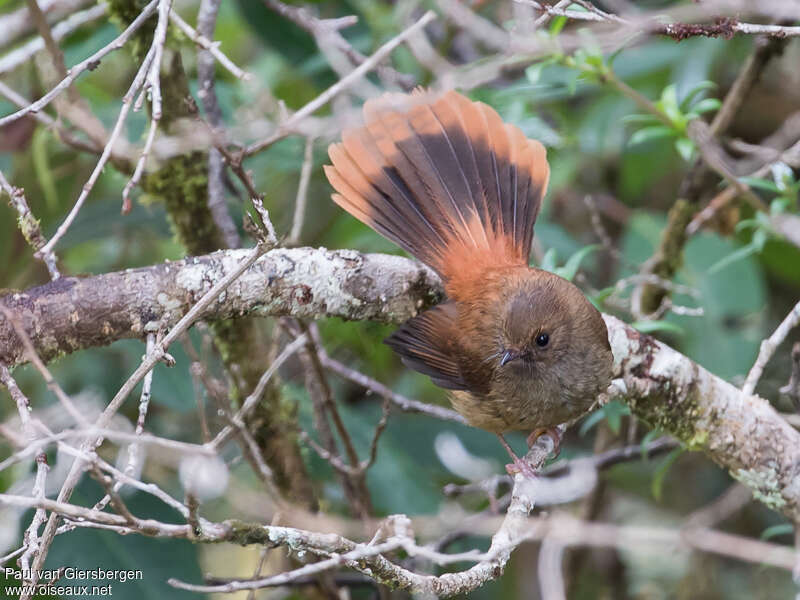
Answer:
244;10;436;156
209;333;308;449
0;0;158;126
24;242;267;586
320;352;467;424
169;10;252;81
37;43;157;255
0;4;107;76
743;301;800;395
0;306;86;426
288;136;315;245
194;0;241;248
0;170;61;279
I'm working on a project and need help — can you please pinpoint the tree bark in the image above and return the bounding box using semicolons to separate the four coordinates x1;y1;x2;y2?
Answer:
2;247;798;520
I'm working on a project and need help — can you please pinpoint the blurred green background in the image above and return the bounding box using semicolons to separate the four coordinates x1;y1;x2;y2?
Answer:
1;0;800;598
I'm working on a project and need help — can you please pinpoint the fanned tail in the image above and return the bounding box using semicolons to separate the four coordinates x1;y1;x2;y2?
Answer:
324;89;550;296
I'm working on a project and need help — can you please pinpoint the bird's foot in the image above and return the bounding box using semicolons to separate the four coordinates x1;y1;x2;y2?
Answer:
496;434;539;479
526;427;562;458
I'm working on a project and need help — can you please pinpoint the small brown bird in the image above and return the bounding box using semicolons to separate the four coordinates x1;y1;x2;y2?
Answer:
325;90;613;475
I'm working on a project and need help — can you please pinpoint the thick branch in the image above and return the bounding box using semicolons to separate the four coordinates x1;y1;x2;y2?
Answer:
0;248;442;368
2;248;799;519
606;316;800;521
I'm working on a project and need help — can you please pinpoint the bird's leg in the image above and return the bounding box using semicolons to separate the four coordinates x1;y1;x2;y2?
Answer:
496;434;539;479
526;427;562;458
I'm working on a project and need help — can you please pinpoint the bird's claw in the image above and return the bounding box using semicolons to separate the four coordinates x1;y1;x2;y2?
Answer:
504;458;538;479
526;427;562;458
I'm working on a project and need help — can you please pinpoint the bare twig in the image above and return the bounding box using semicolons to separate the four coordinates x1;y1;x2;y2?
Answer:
743;301;800;395
169;10;252;81
209;333;308;449
0;306;86;426
38;42;157;254
288;136;315;245
0;171;60;279
318;351;467;424
23;242;267;588
0;80;102;156
780;343;800;409
194;0;241;248
244;10;436;156
0;4;106;75
0;0;158;127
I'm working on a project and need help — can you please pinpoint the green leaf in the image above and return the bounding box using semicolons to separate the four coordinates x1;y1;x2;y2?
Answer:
651;446;685;501
675;137;695;162
555;244;599;281
691;98;722;114
679;80;716;111
549;15;568;36
622;113;663;126
659;84;682;123
540;247;559;272
707;242;760;274
591;286;617;304
629;125;675;146
604;400;631;434
640;429;664;461
32;129;59;211
739;176;780;193
630;320;685;335
760;523;794;541
579;400;630;436
579;409;607;437
752;227;770;251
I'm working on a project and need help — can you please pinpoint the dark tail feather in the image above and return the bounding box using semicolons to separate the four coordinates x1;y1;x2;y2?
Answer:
325;89;550;283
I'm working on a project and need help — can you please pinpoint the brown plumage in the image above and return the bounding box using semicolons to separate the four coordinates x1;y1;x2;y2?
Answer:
325;89;613;473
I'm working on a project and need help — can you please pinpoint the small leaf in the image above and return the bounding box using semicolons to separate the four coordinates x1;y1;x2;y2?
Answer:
630;320;685;335
651;447;685;501
32;129;59;211
679;80;716;111
739;176;780;193
660;83;679;108
691;98;722;114
555;244;599;281
771;196;793;215
592;286;616;304
752;227;769;251
581;401;630;436
659;84;683;123
707;242;760;274
760;523;794;541
675;137;695;162
733;218;760;232
622;114;663;126
579;409;608;437
604;400;631;434
540;248;559;272
629;125;675;146
549;15;568;36
640;429;664;462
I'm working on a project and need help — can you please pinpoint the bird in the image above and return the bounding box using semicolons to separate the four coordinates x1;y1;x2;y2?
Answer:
324;89;613;476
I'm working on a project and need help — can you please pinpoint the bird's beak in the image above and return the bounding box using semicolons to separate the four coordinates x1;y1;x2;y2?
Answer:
500;350;518;367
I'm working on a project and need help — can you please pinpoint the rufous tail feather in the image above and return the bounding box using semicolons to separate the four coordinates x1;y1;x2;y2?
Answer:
324;89;550;300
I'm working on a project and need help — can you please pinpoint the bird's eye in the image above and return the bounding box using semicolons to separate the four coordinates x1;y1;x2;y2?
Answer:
535;333;550;347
